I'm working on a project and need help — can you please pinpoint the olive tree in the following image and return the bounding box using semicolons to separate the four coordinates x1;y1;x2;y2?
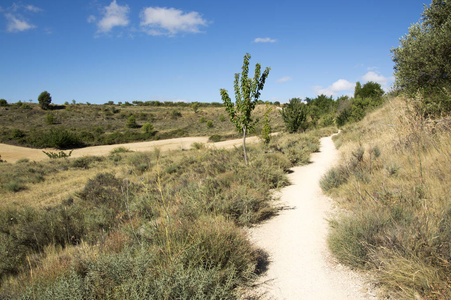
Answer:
220;53;270;165
391;0;450;114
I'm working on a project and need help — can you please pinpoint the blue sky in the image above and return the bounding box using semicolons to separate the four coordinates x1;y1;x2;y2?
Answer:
0;0;427;104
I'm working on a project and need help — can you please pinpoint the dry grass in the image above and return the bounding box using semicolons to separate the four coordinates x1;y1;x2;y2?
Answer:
323;96;451;299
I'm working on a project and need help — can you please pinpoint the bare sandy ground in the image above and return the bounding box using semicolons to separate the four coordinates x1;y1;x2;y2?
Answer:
247;135;377;299
0;136;260;163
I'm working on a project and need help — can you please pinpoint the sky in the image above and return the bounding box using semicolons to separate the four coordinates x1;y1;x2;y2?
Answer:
0;0;428;104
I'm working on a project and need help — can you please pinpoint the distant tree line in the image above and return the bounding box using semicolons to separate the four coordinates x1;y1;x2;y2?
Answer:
280;81;385;132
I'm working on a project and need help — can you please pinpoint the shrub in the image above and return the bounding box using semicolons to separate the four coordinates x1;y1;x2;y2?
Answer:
110;147;132;154
45;113;55;125
219;114;226;122
209;134;222;143
43;150;73;159
11;128;25;139
142;122;154;134
171;109;182;119
4;180;26;192
206;120;214;128
41;128;83;149
126;115;138;128
320;166;348;192
199;116;206;123
0;99;7;107
70;156;104;169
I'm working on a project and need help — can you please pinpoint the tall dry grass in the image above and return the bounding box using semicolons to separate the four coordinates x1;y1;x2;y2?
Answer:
322;96;450;299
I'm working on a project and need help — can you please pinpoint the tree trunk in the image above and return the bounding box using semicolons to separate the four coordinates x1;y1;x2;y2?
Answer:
242;127;248;165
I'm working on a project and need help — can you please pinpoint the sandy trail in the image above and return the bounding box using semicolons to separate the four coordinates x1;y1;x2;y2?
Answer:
248;135;375;300
0;136;260;163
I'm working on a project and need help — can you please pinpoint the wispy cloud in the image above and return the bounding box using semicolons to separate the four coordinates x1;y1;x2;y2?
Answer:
254;37;276;43
3;3;42;33
5;12;35;32
277;76;292;83
140;7;207;36
25;5;42;13
96;0;130;33
313;79;355;97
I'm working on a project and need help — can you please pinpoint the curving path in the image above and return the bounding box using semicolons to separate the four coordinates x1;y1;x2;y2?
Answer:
247;134;376;299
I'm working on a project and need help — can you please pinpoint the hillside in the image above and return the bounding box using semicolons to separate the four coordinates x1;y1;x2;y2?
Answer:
321;96;450;299
0;102;284;149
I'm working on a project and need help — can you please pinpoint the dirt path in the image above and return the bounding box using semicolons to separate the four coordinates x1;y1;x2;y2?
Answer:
248;135;376;299
0;136;260;163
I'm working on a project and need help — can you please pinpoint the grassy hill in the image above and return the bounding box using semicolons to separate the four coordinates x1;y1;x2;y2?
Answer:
0;102;285;149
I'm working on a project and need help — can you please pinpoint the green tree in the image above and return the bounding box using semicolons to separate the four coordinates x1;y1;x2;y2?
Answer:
280;98;308;133
38;91;52;110
0;99;7;106
220;53;270;165
391;0;451;114
358;81;384;99
191;102;200;113
354;82;362;99
126;115;138;128
45;113;55;125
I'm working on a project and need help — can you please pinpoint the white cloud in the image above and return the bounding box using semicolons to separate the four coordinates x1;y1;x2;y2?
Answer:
140;7;207;36
97;0;130;33
5;13;35;32
254;37;276;43
362;71;391;86
277;76;292;83
313;79;355;97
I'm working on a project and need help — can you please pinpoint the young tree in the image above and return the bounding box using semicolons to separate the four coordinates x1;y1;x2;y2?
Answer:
220;53;270;165
126;115;138;128
38;91;52;110
280;98;308;133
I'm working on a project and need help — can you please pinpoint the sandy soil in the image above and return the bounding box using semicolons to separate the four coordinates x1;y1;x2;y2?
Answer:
0;136;260;163
247;135;377;299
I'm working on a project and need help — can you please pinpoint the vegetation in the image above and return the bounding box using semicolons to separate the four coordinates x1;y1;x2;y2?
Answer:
391;0;451;116
0;102;285;149
0;127;329;298
280;98;308;133
220;53;271;165
38;91;52;110
321;96;450;299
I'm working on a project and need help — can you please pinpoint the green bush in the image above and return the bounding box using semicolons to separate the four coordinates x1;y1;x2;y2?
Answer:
45;113;55;125
209;134;222;143
0;99;7;107
126;115;138;128
206;120;214;128
142;122;154;134
40;128;84;149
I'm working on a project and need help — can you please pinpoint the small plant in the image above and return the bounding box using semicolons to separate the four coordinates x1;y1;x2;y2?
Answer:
0;155;5;163
209;134;222;143
126;115;138;128
43;150;73;159
206;120;214;128
0;99;7;107
16;158;29;163
142;122;154;134
45;113;55;125
171;109;182;119
219;114;225;122
199;116;206;123
110;147;132;154
191;142;205;150
352;146;365;163
191;102;200;113
4;180;26;192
